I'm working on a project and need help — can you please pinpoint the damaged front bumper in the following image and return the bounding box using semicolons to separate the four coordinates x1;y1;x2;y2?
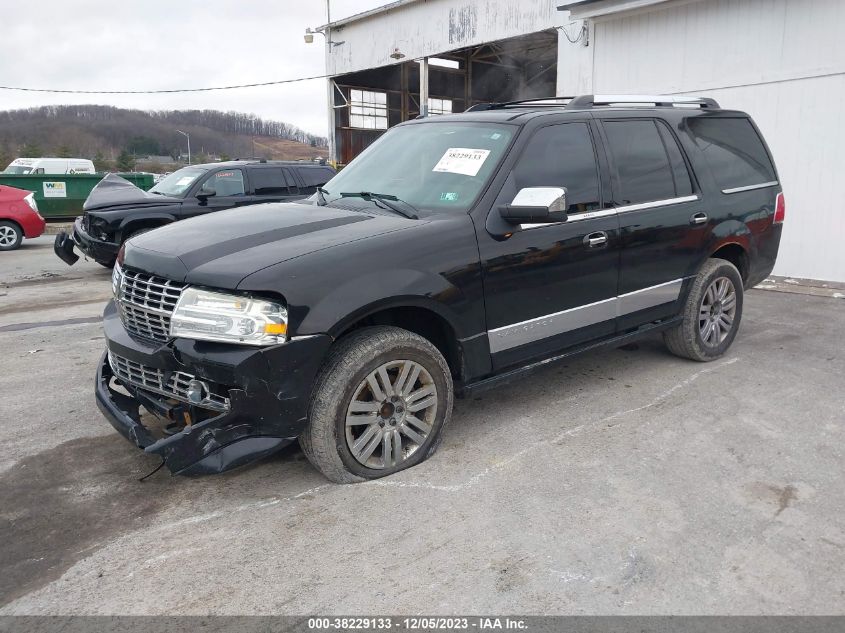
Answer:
54;217;119;266
96;300;332;475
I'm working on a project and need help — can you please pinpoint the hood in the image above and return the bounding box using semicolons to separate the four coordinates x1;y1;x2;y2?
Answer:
122;201;418;288
83;173;181;211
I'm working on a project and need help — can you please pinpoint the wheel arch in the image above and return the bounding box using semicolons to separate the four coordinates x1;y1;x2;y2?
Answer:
710;241;750;285
0;217;23;234
118;213;176;239
329;298;465;381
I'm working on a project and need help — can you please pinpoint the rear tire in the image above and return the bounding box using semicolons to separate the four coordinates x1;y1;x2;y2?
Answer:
663;258;744;361
300;326;453;484
0;221;23;251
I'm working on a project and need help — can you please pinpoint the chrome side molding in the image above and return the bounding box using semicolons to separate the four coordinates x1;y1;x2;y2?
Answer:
721;181;779;194
487;278;688;353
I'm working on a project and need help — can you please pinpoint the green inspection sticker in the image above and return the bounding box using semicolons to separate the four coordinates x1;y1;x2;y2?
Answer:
440;192;458;201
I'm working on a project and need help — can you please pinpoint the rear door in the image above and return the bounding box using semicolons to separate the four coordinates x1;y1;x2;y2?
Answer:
597;115;707;329
249;166;299;203
476;119;620;370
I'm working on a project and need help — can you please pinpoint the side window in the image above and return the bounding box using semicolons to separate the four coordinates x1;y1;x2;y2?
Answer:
510;122;601;214
603;120;677;205
251;168;291;195
687;117;776;191
296;167;334;188
656;122;693;197
202;169;244;197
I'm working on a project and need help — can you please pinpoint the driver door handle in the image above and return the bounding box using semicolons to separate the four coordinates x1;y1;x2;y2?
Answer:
690;212;708;225
584;231;608;248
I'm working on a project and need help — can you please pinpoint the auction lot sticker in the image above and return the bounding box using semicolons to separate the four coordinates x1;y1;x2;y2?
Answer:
433;148;491;177
42;181;67;198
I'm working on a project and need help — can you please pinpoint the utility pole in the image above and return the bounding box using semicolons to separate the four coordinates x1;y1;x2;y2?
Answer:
176;129;191;165
325;0;336;166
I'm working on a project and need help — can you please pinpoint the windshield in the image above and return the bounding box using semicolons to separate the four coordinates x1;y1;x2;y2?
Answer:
323;122;515;213
3;166;33;175
148;166;207;197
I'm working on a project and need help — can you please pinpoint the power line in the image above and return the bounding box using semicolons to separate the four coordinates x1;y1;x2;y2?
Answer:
0;73;332;95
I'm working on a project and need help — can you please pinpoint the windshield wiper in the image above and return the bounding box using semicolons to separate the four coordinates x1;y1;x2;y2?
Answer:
316;186;329;206
339;191;418;219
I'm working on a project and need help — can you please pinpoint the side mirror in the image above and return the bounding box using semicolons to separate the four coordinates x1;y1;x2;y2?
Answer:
499;187;567;224
197;186;216;200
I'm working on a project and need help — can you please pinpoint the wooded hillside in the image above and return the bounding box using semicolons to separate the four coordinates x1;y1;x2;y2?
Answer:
0;105;328;170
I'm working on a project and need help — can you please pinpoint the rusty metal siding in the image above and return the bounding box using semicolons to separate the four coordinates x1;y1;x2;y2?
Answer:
327;0;560;76
557;0;845;281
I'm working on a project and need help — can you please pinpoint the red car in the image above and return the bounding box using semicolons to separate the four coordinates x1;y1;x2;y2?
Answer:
0;184;46;250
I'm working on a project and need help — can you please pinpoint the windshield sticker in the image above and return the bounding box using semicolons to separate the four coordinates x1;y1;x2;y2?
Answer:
490;133;502;140
432;148;491;177
440;192;458;202
176;176;194;186
216;171;235;178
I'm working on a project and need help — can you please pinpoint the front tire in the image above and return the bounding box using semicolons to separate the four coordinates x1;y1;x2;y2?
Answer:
0;221;23;251
300;326;454;483
663;258;744;361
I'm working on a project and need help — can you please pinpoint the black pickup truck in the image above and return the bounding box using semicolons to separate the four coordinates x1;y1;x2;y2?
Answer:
95;95;783;482
54;159;335;267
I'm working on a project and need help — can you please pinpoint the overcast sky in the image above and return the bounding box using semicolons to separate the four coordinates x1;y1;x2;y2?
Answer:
0;0;387;138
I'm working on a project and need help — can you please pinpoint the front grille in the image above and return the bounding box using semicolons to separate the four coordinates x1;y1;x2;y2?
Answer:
116;267;185;343
108;351;230;412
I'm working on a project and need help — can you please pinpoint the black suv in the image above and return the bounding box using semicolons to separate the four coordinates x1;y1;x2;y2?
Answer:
95;95;784;482
54;159;335;267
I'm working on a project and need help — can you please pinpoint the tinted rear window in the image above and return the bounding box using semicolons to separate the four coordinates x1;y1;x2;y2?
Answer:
603;120;677;205
251;168;291;195
687;117;776;191
296;167;334;188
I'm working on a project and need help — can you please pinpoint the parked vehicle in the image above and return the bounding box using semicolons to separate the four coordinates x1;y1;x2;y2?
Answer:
0;184;46;250
94;95;783;481
53;160;336;267
3;157;96;175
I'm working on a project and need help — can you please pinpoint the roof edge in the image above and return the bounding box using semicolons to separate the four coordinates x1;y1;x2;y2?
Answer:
318;0;422;31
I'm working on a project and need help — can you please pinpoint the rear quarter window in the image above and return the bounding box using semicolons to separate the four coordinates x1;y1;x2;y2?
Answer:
296;167;335;188
687;117;776;191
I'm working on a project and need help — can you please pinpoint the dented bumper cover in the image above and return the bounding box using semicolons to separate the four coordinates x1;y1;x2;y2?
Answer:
96;300;332;475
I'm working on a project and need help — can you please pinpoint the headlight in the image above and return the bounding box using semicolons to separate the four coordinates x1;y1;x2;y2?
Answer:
111;262;123;297
170;287;287;346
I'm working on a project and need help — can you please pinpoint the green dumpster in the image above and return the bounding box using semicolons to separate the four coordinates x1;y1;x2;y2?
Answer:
0;173;154;219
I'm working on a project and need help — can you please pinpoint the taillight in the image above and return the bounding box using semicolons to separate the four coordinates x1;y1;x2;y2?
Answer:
773;192;786;224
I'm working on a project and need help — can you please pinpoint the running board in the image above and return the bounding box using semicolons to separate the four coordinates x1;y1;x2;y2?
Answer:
458;317;683;398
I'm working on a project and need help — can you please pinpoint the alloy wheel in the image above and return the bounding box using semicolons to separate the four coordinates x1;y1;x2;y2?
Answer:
345;359;438;469
0;225;18;247
699;276;737;347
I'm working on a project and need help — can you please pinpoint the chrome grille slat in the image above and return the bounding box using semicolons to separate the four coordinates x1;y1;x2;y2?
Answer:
108;351;230;412
116;266;186;343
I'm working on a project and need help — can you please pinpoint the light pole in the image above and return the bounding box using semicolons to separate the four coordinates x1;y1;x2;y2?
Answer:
176;129;191;165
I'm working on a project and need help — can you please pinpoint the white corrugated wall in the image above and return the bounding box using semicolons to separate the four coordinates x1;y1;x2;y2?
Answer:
559;0;845;282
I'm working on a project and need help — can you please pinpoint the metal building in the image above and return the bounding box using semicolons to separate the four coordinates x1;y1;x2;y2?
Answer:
318;0;845;282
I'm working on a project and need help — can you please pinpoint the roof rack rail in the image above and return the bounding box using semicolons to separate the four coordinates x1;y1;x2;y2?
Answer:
465;94;719;112
566;94;720;109
466;96;576;112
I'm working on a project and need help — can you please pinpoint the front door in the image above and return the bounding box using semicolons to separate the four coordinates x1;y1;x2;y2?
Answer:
193;168;250;216
476;121;621;370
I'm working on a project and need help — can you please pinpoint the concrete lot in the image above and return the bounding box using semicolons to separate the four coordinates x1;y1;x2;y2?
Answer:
1;235;843;615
